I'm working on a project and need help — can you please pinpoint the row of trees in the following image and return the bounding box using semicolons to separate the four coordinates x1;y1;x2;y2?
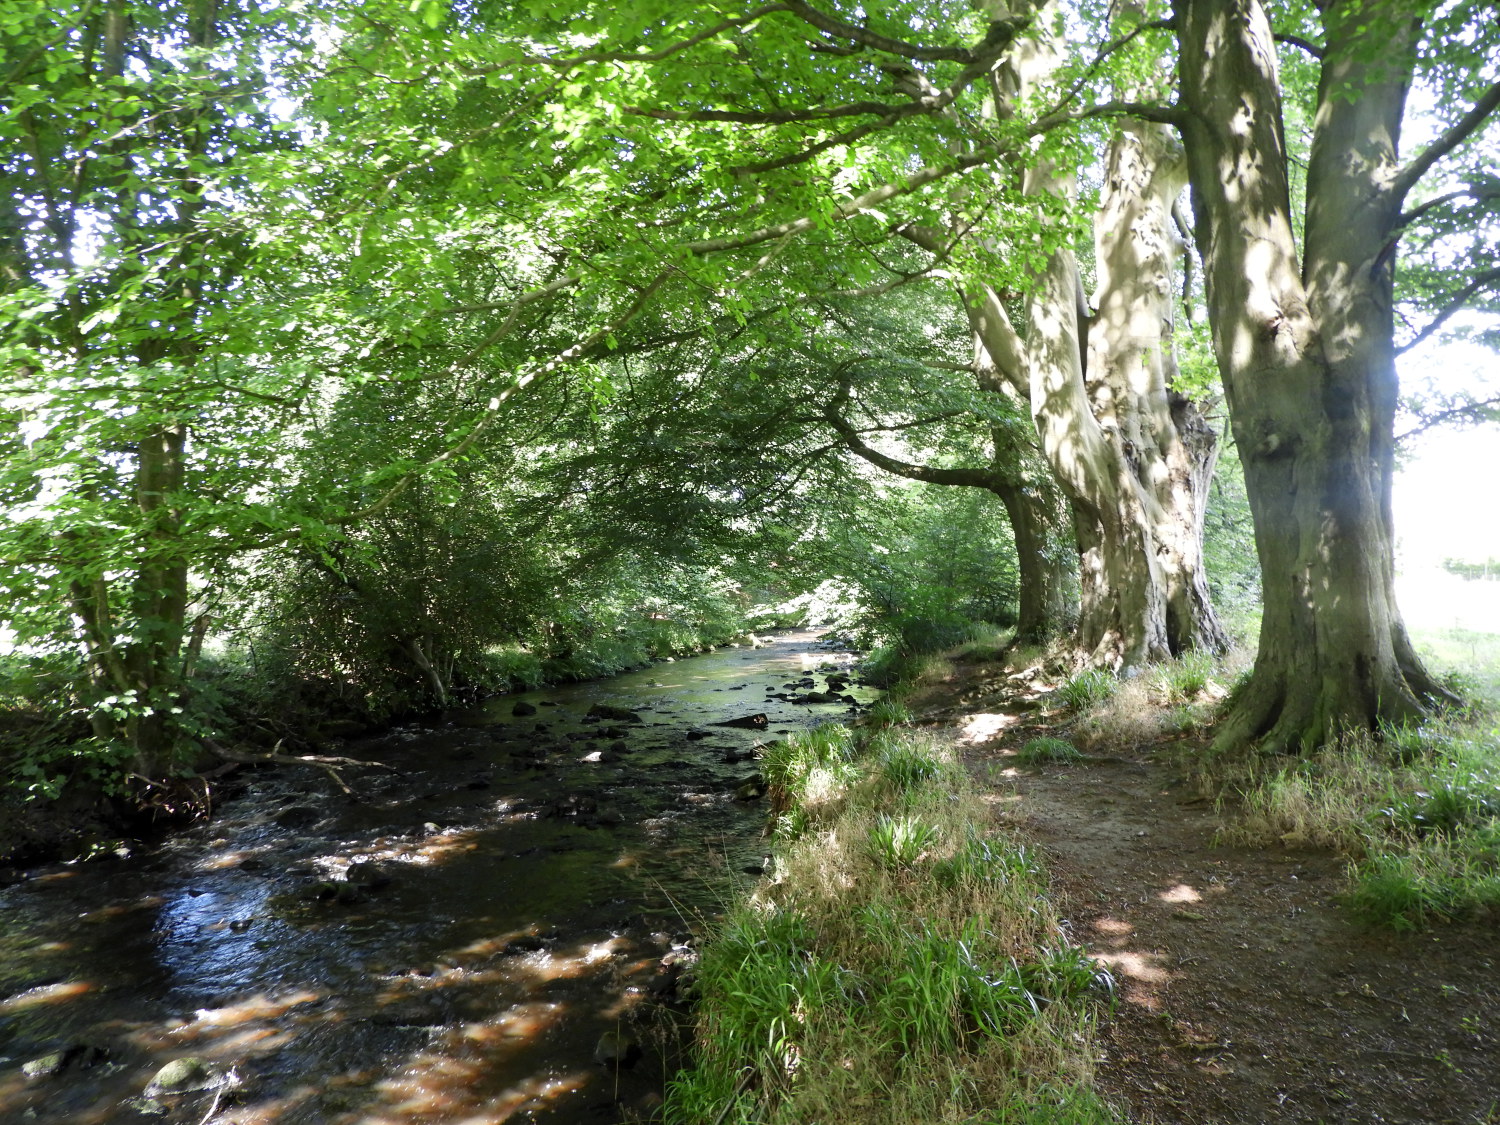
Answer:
2;0;1497;783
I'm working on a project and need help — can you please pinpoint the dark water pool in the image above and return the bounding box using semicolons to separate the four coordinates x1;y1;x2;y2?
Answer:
0;631;873;1124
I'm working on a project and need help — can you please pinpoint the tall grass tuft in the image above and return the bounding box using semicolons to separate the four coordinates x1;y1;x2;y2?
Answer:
1055;668;1116;711
664;715;1118;1124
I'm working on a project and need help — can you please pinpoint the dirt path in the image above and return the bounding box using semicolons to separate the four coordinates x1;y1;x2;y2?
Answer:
917;663;1500;1125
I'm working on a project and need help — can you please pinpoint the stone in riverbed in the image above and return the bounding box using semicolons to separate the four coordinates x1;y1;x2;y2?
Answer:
145;1056;220;1096
593;1030;642;1070
734;774;767;801
713;713;768;730
346;861;393;889
587;704;642;723
274;805;320;829
511;701;537;716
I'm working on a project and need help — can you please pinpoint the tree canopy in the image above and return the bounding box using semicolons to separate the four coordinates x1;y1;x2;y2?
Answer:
3;0;1498;787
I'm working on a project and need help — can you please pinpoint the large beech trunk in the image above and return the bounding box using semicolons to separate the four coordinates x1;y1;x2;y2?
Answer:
967;6;1225;670
1087;117;1226;658
1178;0;1448;753
1009;148;1225;668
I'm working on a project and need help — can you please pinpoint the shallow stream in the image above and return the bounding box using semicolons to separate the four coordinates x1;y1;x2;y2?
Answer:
0;630;874;1124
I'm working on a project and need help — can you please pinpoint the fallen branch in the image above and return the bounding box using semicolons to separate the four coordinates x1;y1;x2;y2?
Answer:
204;740;398;798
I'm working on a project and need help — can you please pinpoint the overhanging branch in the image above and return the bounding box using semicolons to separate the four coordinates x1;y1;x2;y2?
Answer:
1392;78;1500;205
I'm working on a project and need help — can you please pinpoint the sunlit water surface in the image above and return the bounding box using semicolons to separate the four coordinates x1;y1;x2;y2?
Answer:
0;631;872;1124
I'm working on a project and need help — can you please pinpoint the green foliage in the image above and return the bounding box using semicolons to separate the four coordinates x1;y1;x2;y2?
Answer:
1016;737;1083;766
867;814;943;869
1159;651;1216;702
931;836;1044;893
1378;764;1500;837
864;697;914;729
1055;669;1117;711
874;738;946;792
670;710;1112;1123
688;905;849;1076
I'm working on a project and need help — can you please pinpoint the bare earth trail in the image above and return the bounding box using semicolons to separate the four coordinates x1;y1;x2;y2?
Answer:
912;661;1500;1125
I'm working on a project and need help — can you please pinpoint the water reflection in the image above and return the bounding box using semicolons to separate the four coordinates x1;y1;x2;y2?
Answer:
0;631;871;1123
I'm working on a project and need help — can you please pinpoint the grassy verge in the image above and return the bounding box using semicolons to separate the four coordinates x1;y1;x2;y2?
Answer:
1221;625;1500;929
663;677;1118;1124
1226;719;1500;929
1031;636;1500;932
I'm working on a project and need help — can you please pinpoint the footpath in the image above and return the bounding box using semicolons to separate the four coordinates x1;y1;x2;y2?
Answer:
912;659;1500;1125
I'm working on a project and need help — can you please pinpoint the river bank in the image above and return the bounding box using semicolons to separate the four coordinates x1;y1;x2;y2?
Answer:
0;630;873;1124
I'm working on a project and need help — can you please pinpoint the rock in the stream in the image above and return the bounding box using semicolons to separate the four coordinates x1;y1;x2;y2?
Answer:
145;1056;221;1096
502;934;551;956
587;704;642;723
274;805;320;829
713;713;768;730
593;1030;642;1070
511;700;537;716
734;774;767;801
346;861;393;889
607;740;629;754
21;1043;108;1080
684;729;710;741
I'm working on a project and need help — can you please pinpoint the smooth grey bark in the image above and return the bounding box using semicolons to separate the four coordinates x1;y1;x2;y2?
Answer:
1087;117;1227;658
958;4;1226;671
1176;0;1469;753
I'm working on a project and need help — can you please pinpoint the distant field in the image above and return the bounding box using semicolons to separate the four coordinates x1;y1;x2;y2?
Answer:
1398;567;1500;707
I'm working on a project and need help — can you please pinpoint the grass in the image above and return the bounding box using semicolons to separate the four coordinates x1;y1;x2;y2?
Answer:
1197;616;1500;929
1015;737;1083;766
1063;647;1252;753
664;717;1118;1124
1053;668;1116;711
1225;701;1500;930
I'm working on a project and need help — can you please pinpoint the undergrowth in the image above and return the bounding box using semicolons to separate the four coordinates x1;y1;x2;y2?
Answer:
664;709;1118;1123
1225;721;1500;929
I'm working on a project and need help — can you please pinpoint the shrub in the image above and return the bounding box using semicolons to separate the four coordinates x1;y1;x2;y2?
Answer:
867;814;943;869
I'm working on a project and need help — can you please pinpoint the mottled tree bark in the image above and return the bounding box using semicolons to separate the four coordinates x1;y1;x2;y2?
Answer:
1177;0;1454;753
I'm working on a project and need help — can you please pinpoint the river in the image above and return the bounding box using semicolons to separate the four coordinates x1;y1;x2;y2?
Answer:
0;630;875;1124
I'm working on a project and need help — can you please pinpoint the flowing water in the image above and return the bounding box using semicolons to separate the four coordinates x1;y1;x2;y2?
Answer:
0;631;875;1124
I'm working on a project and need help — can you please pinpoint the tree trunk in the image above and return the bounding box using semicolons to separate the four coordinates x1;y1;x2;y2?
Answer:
1177;0;1448;754
969;7;1225;670
119;421;191;777
1087;116;1227;656
987;467;1074;646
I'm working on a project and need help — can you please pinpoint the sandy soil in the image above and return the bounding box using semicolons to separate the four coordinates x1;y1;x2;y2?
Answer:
914;658;1500;1125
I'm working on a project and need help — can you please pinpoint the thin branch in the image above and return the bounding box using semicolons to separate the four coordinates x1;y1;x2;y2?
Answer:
1396;266;1500;355
623;100;905;125
1036;17;1176;126
1397;394;1500;444
781;0;998;62
1032;98;1184;134
423;272;581;318
822;376;996;490
1398;180;1500;229
463;5;792;72
1392;77;1500;205
682;147;998;256
1273;32;1324;59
